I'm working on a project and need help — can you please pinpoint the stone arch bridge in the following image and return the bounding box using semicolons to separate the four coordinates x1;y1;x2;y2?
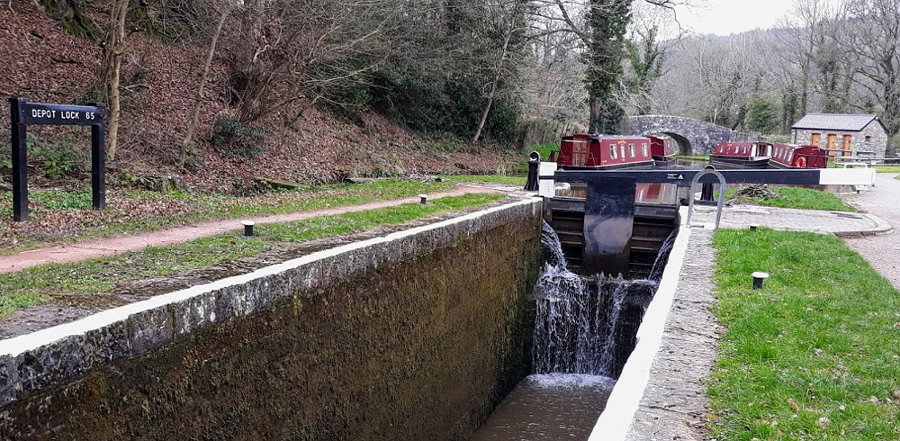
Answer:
624;115;758;155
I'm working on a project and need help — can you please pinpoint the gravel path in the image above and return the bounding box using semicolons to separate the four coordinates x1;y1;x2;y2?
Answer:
841;173;900;290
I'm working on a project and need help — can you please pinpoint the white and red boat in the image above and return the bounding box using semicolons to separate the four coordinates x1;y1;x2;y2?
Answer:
648;135;677;166
768;143;829;169
549;134;655;170
709;141;772;168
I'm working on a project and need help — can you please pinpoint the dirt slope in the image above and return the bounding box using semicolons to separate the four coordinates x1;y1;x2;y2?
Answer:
0;2;518;193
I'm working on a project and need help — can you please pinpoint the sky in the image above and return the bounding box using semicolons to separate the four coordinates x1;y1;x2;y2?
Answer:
672;0;807;36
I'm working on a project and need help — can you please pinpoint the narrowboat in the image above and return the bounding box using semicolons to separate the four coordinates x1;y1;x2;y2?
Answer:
768;143;829;169
709;141;772;168
648;135;677;166
549;134;655;170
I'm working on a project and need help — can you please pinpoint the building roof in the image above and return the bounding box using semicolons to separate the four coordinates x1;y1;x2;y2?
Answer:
792;114;886;132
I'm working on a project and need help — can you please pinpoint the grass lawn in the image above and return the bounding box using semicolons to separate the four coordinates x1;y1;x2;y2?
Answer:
0;193;505;315
725;186;857;212
679;154;710;161
709;229;900;440
440;174;527;186
874;165;900;173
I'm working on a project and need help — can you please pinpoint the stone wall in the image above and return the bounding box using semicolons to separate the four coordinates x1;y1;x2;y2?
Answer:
793;122;889;156
0;200;544;441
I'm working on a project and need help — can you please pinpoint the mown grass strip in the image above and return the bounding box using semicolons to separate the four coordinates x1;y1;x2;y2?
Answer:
440;174;527;186
709;228;900;440
0;193;505;316
874;165;900;173
725;186;857;212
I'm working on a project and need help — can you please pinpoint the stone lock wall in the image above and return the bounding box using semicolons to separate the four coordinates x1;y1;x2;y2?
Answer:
0;200;543;441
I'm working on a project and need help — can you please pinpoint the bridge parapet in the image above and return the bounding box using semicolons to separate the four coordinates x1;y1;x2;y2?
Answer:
625;115;759;155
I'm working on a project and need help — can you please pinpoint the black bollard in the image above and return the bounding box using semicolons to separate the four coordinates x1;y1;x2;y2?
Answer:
525;151;540;191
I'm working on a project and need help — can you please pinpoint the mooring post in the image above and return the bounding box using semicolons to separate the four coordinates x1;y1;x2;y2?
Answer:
524;151;540;191
10;97;29;222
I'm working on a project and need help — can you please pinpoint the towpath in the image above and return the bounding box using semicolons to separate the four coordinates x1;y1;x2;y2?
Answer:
0;184;502;274
625;173;899;441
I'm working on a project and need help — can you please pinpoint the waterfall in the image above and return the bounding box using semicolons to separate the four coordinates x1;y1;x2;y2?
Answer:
648;228;679;282
533;221;662;378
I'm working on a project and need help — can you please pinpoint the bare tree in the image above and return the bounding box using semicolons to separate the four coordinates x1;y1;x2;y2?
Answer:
839;0;900;136
99;0;129;161
181;0;237;167
473;0;530;142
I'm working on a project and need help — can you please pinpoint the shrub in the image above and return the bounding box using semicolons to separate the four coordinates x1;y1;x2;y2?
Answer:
207;116;271;159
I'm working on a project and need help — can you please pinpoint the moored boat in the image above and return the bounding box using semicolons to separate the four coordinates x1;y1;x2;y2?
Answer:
549;134;655;170
709;141;772;168
768;143;829;169
648;135;677;166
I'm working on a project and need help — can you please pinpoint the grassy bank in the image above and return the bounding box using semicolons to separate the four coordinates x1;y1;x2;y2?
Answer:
725;186;857;212
1;180;456;253
441;174;527;186
874;165;900;173
709;229;900;440
0;193;505;316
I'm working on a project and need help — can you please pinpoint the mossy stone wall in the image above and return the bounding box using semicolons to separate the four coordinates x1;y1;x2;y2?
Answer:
0;209;542;441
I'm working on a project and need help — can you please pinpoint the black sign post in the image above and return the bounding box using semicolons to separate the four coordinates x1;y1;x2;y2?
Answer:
8;97;107;221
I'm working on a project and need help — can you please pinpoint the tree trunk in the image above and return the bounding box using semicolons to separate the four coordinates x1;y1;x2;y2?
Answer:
100;0;129;161
473;14;516;143
181;8;230;168
589;96;602;134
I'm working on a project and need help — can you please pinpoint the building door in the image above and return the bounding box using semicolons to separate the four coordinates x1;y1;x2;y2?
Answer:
811;133;821;147
842;135;852;157
827;134;837;157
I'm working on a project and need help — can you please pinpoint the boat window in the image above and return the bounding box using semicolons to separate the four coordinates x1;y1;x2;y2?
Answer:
610;144;617;159
621;145;626;158
629;143;635;157
642;143;648;156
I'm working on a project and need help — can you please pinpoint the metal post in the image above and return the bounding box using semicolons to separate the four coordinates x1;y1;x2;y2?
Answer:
10;97;29;221
90;102;107;210
525;151;540;191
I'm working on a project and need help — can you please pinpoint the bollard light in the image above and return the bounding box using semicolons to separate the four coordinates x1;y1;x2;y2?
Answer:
749;224;759;231
418;194;428;205
752;271;769;289
241;220;256;237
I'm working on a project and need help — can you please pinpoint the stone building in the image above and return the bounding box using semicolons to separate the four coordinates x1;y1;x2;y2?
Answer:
791;114;888;157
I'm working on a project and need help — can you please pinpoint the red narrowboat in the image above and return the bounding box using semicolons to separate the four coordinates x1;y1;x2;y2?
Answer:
648;135;677;165
709;141;772;169
549;134;655;170
768;143;829;169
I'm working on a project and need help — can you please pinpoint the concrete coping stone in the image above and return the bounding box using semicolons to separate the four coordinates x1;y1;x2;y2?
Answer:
588;207;693;441
0;198;542;406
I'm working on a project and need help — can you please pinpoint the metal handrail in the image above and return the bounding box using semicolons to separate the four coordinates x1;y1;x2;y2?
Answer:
686;168;727;230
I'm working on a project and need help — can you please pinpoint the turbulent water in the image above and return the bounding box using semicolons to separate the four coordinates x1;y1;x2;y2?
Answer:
532;221;667;377
466;221;676;441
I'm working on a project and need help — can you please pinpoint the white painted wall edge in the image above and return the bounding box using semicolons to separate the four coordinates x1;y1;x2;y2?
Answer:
0;198;541;358
587;207;693;441
819;168;876;186
538;162;558;198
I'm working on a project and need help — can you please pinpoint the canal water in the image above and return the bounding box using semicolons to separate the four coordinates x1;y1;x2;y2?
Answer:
468;223;675;441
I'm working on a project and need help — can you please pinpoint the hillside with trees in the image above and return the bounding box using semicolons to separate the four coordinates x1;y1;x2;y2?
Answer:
1;0;897;196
